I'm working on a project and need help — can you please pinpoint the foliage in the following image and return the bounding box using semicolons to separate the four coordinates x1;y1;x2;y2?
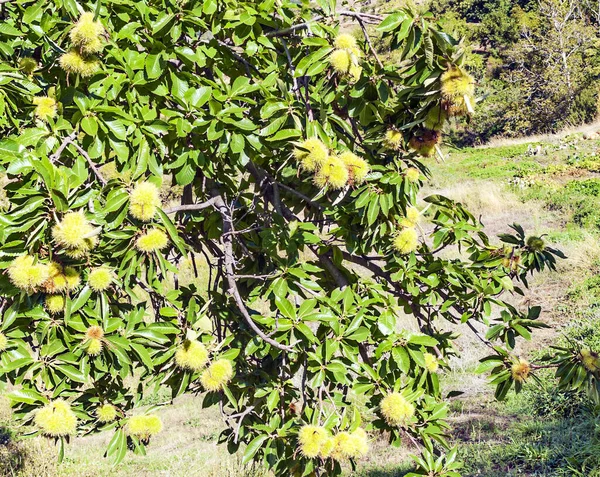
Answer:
0;1;595;477
508;319;600;419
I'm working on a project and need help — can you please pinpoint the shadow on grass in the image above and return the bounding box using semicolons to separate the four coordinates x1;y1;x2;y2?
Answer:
362;412;600;477
458;416;600;477
0;425;57;477
0;426;25;476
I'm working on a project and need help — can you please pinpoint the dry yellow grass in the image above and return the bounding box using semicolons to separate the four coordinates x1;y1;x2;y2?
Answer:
482;120;600;148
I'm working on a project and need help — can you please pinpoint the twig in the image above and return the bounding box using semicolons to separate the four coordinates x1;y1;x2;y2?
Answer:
465;321;495;349
163;197;219;215
531;363;559;370
50;132;107;186
265;16;325;37
300;356;308;414
280;37;313;121
281;38;301;102
49;132;77;163
356;17;384;69
338;10;384;22
68;141;107;185
266;11;382;38
215;38;260;76
231;405;256;444
234;273;277;280
278;183;323;210
303;79;314;121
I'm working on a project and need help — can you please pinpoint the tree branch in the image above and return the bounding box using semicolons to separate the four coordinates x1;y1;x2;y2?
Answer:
265;10;382;38
49;132;77;163
338;10;383;24
277;183;323;211
49;132;107;185
356;16;384;69
210;190;293;352
68;140;107;186
265;16;325;37
163;197;219;215
338;10;383;21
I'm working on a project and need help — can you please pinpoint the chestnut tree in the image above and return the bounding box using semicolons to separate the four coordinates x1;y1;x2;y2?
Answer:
0;1;597;476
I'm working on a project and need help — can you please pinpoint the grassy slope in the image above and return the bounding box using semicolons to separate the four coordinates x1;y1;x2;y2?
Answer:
4;134;600;476
428;134;600;477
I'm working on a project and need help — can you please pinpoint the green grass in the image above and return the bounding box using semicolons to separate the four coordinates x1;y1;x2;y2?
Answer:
520;179;600;231
441;143;541;180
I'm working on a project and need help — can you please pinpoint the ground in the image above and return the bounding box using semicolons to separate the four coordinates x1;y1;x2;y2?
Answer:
3;129;600;476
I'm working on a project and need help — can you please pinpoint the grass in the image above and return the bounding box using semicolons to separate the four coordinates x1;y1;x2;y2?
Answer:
4;133;600;476
458;416;600;477
432;133;600;477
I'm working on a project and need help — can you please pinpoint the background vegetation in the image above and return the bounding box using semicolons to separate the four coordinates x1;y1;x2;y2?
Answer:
428;0;600;144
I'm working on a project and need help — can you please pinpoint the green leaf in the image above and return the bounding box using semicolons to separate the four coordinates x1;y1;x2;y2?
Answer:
408;334;438;347
275;297;295;320
157;209;187;256
106;429;127;466
6;388;48;405
133;138;150;178
71;286;92;313
131;343;154;369
242;435;268;465
145;54;164;79
152;13;175;35
55;364;87;383
23;3;43;23
377;12;408;32
366;198;380;226
392;346;410;374
378;311;396;335
104;120;128;140
295;47;333;77
81;116;98;136
0;24;22;36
